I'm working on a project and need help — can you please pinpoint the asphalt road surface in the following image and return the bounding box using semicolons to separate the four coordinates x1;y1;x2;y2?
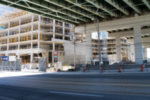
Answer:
0;72;150;100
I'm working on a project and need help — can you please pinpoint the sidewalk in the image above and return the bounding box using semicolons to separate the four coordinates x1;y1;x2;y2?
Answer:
0;71;45;78
0;67;150;78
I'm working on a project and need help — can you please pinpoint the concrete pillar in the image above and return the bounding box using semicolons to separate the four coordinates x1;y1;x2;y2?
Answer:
134;25;143;64
63;22;65;40
52;42;55;65
38;15;41;49
31;14;34;49
127;45;131;61
30;53;33;69
18;18;21;50
17;54;20;59
52;19;56;65
116;37;122;62
6;22;10;56
144;47;147;60
85;33;92;64
53;19;55;39
30;53;33;63
0;43;1;51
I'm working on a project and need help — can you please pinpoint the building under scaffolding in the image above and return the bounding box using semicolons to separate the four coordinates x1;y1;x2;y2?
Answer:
92;38;131;64
0;10;74;68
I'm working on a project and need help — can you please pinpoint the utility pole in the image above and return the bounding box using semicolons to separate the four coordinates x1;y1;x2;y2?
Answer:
73;40;76;68
0;42;1;52
97;20;101;70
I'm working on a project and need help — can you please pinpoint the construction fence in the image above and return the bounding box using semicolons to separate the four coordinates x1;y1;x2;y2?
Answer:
0;59;22;71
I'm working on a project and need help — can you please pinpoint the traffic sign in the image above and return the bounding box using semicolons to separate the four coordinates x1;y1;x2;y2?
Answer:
2;56;9;61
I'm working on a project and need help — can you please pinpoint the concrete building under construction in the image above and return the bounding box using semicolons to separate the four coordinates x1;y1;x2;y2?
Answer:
0;10;74;67
92;38;132;64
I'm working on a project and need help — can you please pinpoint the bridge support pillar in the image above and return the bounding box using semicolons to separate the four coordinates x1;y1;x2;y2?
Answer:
134;25;143;64
116;37;122;63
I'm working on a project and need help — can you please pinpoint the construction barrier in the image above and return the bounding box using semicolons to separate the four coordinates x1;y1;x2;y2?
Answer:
0;59;21;71
39;58;47;72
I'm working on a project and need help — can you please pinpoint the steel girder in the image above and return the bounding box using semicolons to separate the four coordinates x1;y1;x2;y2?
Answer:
0;0;149;25
64;0;105;18
1;0;79;24
105;0;129;15
44;0;95;20
25;0;89;22
85;0;117;17
123;0;141;14
142;0;150;10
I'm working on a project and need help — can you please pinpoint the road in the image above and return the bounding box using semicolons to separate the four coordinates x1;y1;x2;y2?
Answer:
0;72;150;100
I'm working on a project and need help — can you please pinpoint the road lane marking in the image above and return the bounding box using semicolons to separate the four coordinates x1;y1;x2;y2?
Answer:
49;91;104;98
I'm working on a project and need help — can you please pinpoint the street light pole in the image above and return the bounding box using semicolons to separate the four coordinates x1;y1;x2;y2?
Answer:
97;20;101;71
73;40;76;68
0;42;1;52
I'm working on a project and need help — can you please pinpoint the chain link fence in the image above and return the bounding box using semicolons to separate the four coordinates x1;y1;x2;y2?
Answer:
0;59;21;71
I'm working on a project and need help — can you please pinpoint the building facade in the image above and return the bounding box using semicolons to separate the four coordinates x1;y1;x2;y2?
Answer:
0;10;74;67
92;38;130;64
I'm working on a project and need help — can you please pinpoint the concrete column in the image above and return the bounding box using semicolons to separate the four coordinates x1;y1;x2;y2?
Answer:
17;54;20;59
30;53;33;63
134;25;143;64
52;19;56;65
116;37;122;63
52;42;55;65
31;14;34;49
53;19;55;39
85;33;92;64
63;22;65;40
144;47;147;60
38;15;41;49
0;43;1;51
30;53;33;69
127;45;131;61
6;22;10;56
18;18;21;50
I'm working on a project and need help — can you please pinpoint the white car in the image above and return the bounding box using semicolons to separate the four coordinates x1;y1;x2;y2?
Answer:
62;65;75;71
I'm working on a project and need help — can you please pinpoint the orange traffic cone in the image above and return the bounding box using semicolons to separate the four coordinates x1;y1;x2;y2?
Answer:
118;66;122;72
101;65;103;72
141;64;144;72
83;66;87;72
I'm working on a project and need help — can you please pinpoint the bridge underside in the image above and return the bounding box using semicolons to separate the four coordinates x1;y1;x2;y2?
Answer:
0;0;150;25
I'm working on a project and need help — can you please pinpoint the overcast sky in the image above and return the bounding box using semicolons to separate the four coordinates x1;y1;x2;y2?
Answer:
0;4;15;16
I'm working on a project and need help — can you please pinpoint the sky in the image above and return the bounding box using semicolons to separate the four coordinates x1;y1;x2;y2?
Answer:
147;48;150;58
92;31;108;39
0;4;15;16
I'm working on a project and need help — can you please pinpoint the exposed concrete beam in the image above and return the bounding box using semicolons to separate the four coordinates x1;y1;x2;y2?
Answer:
109;28;150;37
142;0;150;10
2;0;79;24
85;0;117;17
123;0;141;14
64;0;105;19
128;37;150;46
75;14;150;33
105;0;129;15
26;0;88;22
44;0;94;20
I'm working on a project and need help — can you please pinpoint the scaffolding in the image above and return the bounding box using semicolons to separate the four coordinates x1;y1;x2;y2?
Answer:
0;10;73;68
92;38;129;64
